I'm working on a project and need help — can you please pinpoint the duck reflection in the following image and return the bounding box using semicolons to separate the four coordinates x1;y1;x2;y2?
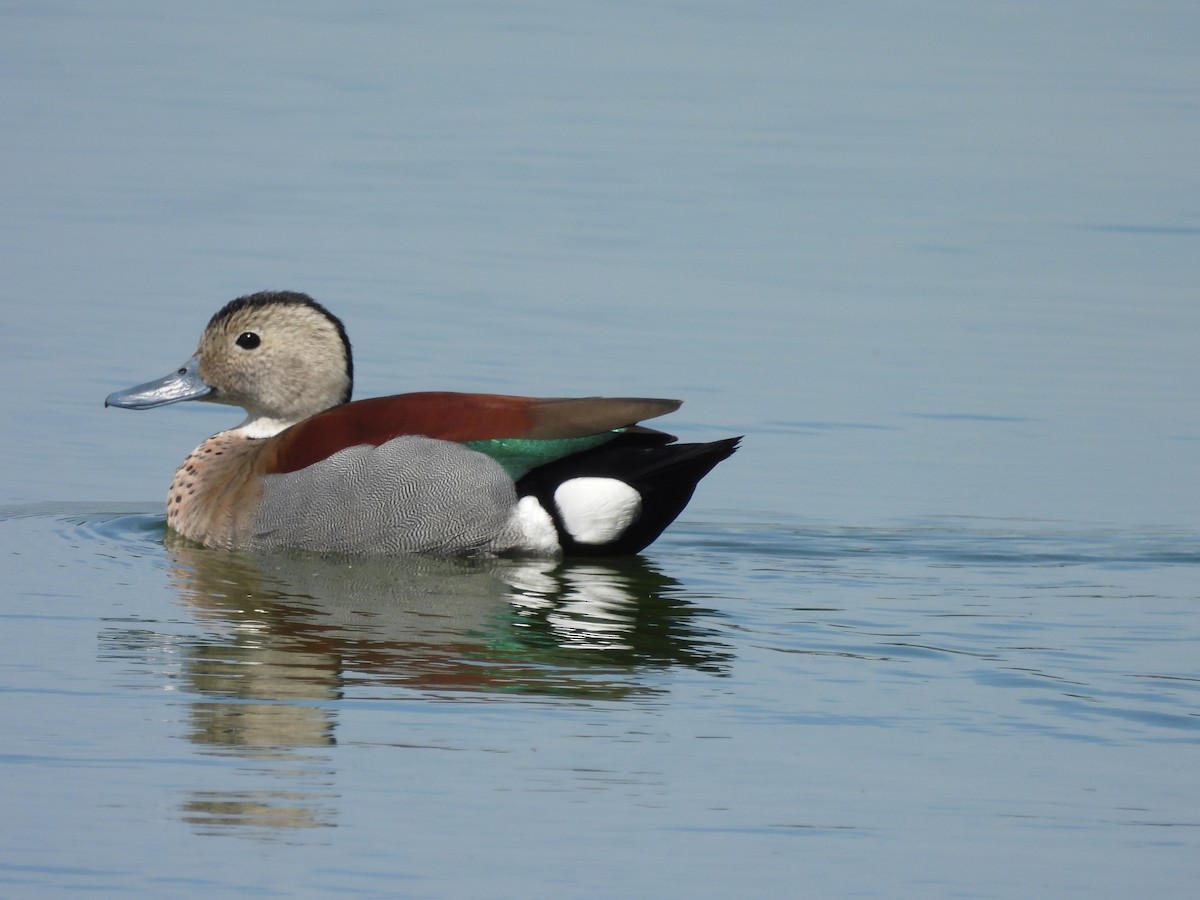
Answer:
141;536;728;835
166;536;728;700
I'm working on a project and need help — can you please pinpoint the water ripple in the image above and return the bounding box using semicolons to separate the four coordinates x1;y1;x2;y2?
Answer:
674;518;1200;568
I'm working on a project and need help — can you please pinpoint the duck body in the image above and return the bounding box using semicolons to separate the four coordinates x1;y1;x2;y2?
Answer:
106;291;738;557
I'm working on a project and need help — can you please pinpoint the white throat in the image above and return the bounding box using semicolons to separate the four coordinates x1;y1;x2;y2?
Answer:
234;414;299;439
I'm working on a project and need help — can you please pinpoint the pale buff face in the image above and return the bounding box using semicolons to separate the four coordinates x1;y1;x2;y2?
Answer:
195;300;351;425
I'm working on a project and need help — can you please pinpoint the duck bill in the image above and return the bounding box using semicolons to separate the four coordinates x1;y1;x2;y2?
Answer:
105;355;214;409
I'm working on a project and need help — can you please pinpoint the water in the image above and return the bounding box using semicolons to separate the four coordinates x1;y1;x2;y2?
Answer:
3;2;1199;897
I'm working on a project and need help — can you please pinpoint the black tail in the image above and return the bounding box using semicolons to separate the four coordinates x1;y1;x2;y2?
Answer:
517;433;741;556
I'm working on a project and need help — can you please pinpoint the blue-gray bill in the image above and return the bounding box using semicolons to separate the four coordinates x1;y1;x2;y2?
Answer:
105;355;213;409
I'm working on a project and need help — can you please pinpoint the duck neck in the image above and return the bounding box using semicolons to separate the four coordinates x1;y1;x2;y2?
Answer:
235;413;302;439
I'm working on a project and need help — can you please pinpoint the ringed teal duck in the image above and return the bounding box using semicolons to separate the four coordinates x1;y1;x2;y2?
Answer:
106;291;739;556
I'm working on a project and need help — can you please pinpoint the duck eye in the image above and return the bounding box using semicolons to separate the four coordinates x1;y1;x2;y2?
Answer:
235;331;261;350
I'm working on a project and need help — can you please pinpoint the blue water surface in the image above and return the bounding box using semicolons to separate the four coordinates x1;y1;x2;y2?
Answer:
1;2;1198;897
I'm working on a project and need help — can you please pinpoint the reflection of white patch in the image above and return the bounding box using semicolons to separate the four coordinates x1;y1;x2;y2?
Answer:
514;495;561;555
553;478;642;545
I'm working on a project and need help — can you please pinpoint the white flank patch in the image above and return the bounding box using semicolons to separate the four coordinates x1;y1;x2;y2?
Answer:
553;477;642;545
514;495;562;555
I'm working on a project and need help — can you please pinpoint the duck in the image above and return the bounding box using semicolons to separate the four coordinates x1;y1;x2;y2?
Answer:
105;291;739;557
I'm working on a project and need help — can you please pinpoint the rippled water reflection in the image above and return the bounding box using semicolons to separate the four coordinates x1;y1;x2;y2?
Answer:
72;509;736;839
6;504;1197;885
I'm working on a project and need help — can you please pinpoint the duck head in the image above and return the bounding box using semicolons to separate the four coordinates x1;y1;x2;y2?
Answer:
106;291;354;438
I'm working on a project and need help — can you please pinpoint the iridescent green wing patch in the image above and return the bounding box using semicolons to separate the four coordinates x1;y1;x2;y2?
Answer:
464;432;617;479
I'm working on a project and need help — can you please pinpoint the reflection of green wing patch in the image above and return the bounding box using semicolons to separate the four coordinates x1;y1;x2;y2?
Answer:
465;433;617;479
